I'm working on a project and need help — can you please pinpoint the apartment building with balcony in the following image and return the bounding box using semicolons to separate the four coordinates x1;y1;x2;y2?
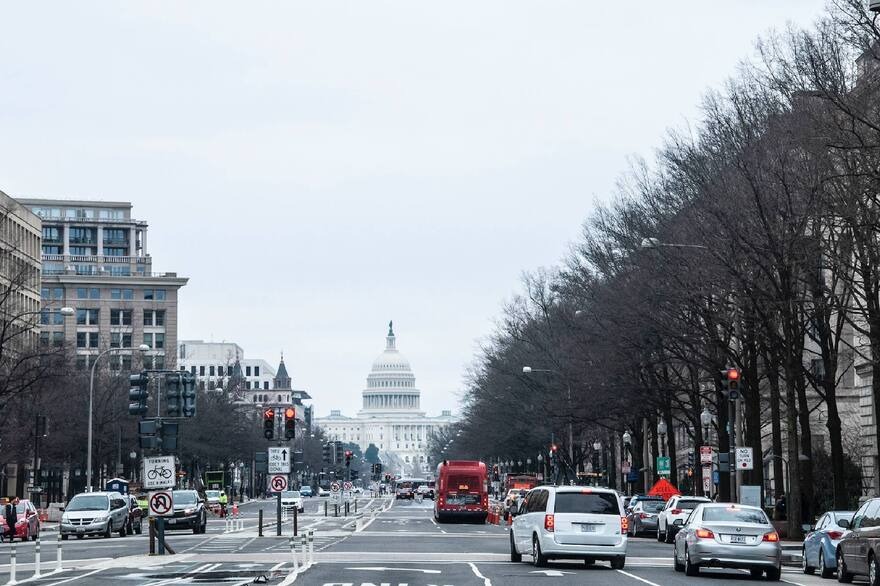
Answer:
18;198;187;371
0;191;42;345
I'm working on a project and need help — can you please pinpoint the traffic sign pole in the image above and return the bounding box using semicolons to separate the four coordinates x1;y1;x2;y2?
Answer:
276;491;282;536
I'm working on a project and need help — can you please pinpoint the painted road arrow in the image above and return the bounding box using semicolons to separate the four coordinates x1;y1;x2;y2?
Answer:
530;569;577;576
346;567;442;574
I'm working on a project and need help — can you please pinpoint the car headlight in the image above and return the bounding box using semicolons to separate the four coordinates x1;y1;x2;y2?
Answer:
93;514;108;522
184;508;195;515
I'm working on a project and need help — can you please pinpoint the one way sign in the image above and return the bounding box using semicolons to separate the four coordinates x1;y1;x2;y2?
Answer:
268;447;291;474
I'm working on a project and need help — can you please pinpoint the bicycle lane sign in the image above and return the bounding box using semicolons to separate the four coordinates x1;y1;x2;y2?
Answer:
143;456;176;489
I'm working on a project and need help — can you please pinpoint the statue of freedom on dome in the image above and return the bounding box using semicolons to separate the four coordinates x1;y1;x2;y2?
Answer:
388;320;394;336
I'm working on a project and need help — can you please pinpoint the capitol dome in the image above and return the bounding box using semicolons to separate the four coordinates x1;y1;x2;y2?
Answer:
361;321;422;413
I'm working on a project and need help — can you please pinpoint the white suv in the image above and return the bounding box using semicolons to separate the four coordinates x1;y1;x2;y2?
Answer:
509;486;627;569
657;495;711;543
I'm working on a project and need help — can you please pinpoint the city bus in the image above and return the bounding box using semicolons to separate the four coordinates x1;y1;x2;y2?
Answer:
434;460;488;523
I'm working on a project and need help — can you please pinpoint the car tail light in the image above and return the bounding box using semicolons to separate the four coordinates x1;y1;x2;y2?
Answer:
762;531;780;542
671;508;682;515
621;517;629;533
695;528;714;539
639;513;649;519
827;530;844;540
544;514;555;532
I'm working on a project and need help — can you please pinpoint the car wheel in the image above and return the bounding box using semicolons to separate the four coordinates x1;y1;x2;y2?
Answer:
766;566;781;581
61;534;68;541
584;557;595;566
684;547;699;576
509;531;521;563
611;556;625;570
751;568;764;578
664;526;674;543
673;543;684;572
76;534;84;540
104;521;112;539
134;520;142;535
532;536;547;567
838;549;854;583
119;521;127;537
657;524;665;542
803;547;814;574
869;554;880;586
820;549;833;579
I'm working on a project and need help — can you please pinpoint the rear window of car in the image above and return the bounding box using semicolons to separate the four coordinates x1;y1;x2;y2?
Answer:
642;501;664;513
702;507;768;524
677;499;708;510
554;492;620;515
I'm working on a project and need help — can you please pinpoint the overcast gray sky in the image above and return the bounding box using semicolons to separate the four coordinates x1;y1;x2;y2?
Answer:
0;1;829;416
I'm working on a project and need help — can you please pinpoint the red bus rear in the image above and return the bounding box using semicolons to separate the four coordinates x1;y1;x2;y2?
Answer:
434;460;488;523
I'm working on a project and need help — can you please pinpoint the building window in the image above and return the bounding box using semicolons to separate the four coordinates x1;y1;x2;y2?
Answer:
143;333;165;349
42;226;61;242
209;365;215;376
218;366;224;377
110;332;132;348
69;227;96;244
76;331;99;348
191;366;196;375
110;309;132;326
246;381;251;390
254;366;260;376
76;308;99;325
52;288;63;300
103;228;126;244
110;288;134;300
199;365;205;376
264;381;269;390
144;289;167;301
144;310;165;326
104;247;126;257
246;366;251;376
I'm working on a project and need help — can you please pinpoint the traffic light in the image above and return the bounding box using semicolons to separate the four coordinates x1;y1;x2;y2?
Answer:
304;405;312;435
725;368;741;400
687;452;694;468
335;443;344;465
128;372;149;416
181;371;197;417
284;407;296;440
344;450;353;467
263;408;275;440
322;443;332;464
165;373;182;417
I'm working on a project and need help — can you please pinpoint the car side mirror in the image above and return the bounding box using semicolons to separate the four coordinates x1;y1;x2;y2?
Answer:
673;519;684;526
838;519;850;529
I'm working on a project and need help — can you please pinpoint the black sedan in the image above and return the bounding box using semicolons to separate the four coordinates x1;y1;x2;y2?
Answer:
164;490;207;534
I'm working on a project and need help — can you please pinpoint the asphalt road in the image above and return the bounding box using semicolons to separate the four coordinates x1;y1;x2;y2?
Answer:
0;496;858;585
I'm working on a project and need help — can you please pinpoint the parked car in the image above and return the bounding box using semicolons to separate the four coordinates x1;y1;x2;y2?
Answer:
165;490;207;534
658;495;711;543
204;490;222;514
835;497;880;583
801;510;854;578
672;502;781;580
510;486;627;569
318;487;330;497
122;494;143;535
0;499;40;541
626;494;664;514
627;499;665;537
300;486;313;498
280;491;304;513
60;491;130;540
416;485;434;500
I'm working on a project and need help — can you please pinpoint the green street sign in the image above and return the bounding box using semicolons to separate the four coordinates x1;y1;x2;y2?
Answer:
656;456;671;475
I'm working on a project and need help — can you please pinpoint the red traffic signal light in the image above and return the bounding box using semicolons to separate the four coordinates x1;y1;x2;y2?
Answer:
284;407;295;440
264;409;275;420
284;407;295;419
263;408;275;440
550;444;558;453
726;368;740;381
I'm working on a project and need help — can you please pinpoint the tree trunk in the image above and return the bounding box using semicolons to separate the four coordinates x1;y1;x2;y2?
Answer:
784;366;803;540
768;369;785;514
796;375;814;526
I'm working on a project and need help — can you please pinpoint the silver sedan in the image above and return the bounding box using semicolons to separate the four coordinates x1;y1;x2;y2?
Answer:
673;503;782;580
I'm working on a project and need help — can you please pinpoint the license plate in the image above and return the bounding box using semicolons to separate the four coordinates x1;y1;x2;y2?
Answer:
730;535;746;544
579;524;597;533
166;518;176;525
76;527;85;533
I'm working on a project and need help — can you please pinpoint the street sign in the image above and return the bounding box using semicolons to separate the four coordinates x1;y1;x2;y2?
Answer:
149;490;174;517
143;456;176;489
330;481;342;504
268;447;291;474
621;461;631;475
627;470;639;483
702;467;712;492
700;446;713;465
270;475;288;492
343;481;353;491
656;456;670;475
712;470;720;485
330;481;340;492
735;447;754;470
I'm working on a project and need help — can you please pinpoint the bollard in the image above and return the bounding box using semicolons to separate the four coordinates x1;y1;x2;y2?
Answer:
293;507;298;536
300;534;308;567
34;533;40;578
355;499;358;514
9;544;15;585
56;531;63;572
289;536;299;573
324;501;327;517
258;509;263;537
307;529;314;565
149;518;156;555
334;504;338;518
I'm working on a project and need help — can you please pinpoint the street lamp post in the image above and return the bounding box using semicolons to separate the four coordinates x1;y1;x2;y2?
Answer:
537;454;544;479
657;420;667;458
700;407;713;498
622;431;632;496
592;440;602;486
86;343;149;492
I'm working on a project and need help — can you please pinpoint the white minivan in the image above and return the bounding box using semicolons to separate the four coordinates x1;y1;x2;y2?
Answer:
510;486;627;569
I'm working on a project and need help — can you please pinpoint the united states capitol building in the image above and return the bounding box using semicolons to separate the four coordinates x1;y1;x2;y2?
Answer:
314;323;458;476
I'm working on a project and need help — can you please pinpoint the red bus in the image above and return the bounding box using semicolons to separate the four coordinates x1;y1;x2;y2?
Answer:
505;474;538;491
434;460;488;523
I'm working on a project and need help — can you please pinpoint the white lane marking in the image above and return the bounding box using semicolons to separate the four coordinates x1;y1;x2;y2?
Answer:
469;562;492;586
40;568;105;585
782;579;809;586
617;569;664;586
346;566;441;574
270;561;287;571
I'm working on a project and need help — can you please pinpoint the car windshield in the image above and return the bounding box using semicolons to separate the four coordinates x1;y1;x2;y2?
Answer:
173;492;198;505
205;491;220;499
67;495;109;511
677;499;708;510
554;492;620;515
642;501;664;513
833;513;854;526
702;506;768;524
282;491;301;498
